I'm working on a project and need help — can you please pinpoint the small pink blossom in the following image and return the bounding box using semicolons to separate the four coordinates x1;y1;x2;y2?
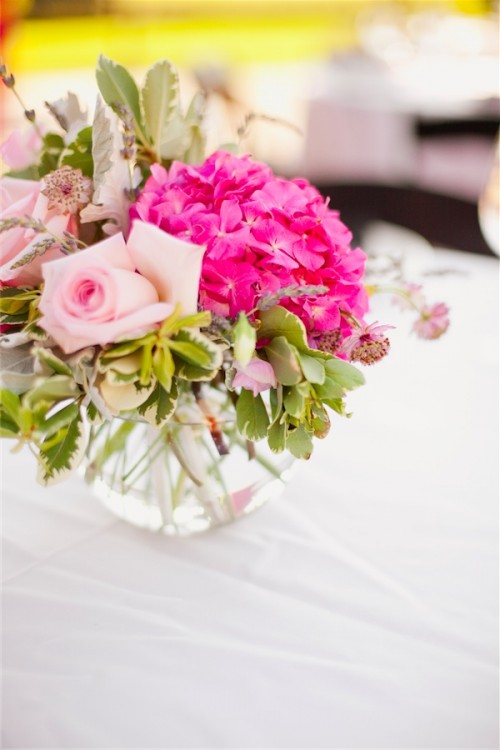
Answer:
0;127;42;171
41;166;93;215
413;302;450;340
232;357;277;396
339;322;393;365
314;328;343;355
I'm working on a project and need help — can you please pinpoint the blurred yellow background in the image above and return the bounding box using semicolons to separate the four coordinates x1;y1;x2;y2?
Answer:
2;0;494;71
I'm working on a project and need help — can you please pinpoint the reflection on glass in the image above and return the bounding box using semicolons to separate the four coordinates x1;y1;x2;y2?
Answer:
478;132;500;256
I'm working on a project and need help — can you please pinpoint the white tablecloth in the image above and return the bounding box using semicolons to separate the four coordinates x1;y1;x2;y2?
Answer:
1;248;498;749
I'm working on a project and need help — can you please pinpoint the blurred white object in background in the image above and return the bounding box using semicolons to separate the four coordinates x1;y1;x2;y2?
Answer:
302;8;500;199
361;220;435;279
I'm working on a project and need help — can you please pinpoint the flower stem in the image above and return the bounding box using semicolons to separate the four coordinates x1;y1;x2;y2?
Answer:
233;435;289;480
369;284;422;313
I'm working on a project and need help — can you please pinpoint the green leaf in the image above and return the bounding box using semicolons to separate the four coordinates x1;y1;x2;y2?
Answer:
323;397;347;416
89;96;114;195
0;296;31;314
163;320;222;381
38;132;65;176
100;333;156;363
138;381;178;427
182;91;207;164
283;386;306;419
35;401;80;440
0;413;20;437
5;165;40;180
311;404;331;439
0;389;21;425
325;358;365;390
236;389;270;441
297;352;325;384
267;418;287;453
313;376;345;401
176;310;212;331
157;115;191;161
96;54;147;143
158;307;212;338
24;375;80;408
152;345;175;393
86;401;102;424
286;425;313;459
139;342;154;386
258;306;309;351
103;369;139;385
0;312;31;325
158;305;182;337
168;340;212;367
171;328;223;370
37;410;85;485
23;321;48;341
34;347;72;376
141;59;180;157
233;312;256;367
18;405;34;435
269;383;283;426
264;336;302;386
61;126;94;177
175;361;220;382
0;287;39;301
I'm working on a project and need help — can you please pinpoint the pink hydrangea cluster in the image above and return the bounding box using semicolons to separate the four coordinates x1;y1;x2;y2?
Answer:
130;150;369;343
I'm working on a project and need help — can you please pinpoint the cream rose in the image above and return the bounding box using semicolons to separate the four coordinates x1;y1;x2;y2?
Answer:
0;177;70;286
38;220;206;354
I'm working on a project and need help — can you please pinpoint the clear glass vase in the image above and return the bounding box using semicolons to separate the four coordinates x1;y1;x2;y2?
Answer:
84;409;294;536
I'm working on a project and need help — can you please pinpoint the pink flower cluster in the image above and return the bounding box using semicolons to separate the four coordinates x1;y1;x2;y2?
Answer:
130;150;369;341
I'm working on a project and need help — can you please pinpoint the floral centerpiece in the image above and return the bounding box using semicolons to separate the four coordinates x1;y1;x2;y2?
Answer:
0;56;449;533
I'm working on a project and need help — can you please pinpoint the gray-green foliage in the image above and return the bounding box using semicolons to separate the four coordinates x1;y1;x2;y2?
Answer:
96;54;206;165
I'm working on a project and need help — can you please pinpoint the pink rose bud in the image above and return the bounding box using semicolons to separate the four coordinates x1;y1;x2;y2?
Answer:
232;357;277;396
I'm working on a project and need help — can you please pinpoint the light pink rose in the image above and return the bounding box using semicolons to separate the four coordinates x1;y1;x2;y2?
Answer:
0;127;43;170
232;357;277;396
38;220;206;354
0;177;70;286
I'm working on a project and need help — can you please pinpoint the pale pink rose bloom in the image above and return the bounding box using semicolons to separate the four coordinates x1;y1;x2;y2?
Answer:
0;128;42;170
0;177;70;286
232;357;277;396
38;221;206;354
413;303;450;340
